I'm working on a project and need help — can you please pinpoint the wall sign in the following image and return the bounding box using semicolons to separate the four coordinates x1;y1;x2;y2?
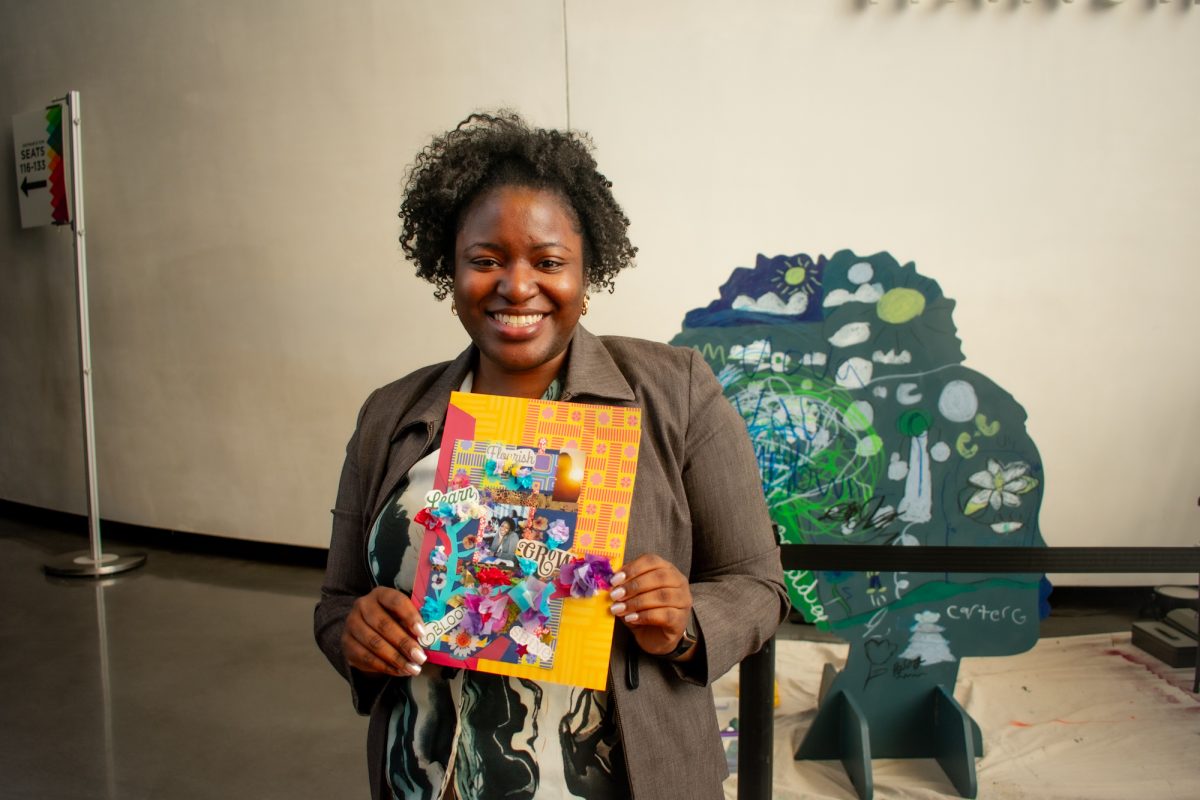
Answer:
12;102;71;228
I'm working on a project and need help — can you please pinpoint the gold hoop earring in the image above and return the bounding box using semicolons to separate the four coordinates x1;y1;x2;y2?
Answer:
581;296;590;316
451;302;458;317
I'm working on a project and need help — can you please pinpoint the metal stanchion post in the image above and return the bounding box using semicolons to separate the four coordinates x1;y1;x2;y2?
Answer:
738;636;775;800
43;90;145;578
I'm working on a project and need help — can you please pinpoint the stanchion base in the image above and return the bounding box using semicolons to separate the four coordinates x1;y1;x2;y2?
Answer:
44;550;147;578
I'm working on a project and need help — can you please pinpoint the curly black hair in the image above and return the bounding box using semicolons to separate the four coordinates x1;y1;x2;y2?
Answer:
399;111;637;300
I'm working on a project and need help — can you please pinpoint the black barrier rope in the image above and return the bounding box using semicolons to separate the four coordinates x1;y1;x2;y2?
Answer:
778;544;1200;573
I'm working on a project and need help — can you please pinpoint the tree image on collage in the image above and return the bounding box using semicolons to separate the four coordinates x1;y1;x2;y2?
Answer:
671;250;1047;797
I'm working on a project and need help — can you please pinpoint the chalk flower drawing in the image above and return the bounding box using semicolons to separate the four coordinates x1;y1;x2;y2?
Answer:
963;460;1038;515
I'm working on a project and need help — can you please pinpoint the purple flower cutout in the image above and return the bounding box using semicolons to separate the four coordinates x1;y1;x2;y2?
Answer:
558;554;615;599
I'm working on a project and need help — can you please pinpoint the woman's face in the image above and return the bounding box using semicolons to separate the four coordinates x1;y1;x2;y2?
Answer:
453;185;585;384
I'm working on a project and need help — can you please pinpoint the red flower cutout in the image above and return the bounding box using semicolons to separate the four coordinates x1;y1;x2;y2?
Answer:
413;507;444;532
476;566;514;589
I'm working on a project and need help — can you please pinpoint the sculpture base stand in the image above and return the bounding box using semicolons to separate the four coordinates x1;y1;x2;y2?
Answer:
794;685;873;799
45;549;146;578
932;686;979;798
796;672;982;799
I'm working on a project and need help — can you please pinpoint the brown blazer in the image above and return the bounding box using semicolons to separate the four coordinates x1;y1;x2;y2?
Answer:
315;326;788;799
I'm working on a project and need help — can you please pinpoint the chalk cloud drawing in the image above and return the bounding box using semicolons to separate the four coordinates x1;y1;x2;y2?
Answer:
672;250;1047;798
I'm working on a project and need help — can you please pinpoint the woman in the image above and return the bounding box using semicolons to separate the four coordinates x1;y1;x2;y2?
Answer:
315;112;787;799
489;516;520;562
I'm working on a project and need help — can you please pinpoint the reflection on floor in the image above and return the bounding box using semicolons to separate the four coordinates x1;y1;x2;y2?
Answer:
0;504;1178;799
0;509;366;800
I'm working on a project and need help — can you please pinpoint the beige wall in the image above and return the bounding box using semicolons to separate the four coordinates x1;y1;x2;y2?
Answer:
1;1;1197;584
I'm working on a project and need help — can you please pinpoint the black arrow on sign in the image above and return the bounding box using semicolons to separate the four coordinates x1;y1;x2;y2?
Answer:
21;176;47;197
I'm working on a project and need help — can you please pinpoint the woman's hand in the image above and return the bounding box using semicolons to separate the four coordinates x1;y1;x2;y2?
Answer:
609;554;696;660
341;587;428;677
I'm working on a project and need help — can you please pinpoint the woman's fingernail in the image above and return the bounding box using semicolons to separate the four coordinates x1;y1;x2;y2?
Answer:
624;612;639;624
610;602;626;616
415;623;428;638
410;648;427;665
611;572;626;586
408;663;422;675
610;587;626;601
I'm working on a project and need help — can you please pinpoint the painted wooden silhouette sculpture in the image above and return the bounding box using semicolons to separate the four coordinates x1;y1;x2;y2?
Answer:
671;251;1046;799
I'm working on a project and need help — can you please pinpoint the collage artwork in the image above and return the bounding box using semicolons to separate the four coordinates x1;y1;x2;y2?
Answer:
410;392;642;691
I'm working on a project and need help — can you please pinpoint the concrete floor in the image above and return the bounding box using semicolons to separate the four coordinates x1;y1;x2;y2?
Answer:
0;513;367;800
0;507;1155;800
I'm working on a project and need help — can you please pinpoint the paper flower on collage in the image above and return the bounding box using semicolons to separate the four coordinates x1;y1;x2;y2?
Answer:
475;565;515;591
484;458;535;491
413;507;445;534
556;554;614;599
518;609;548;631
520;516;548;539
546;519;570;548
459;591;510;637
444;628;485;659
420;595;441;622
511;577;553;629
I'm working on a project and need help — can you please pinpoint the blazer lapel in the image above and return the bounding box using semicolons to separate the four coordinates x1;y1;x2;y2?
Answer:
369;346;475;525
560;325;637;405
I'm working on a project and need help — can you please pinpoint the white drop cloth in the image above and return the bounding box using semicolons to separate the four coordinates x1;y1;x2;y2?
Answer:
717;633;1200;799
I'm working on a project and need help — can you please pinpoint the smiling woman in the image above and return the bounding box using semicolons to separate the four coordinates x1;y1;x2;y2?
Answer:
452;185;585;398
314;111;788;800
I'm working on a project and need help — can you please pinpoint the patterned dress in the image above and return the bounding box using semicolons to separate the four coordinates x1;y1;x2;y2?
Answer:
366;382;628;800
